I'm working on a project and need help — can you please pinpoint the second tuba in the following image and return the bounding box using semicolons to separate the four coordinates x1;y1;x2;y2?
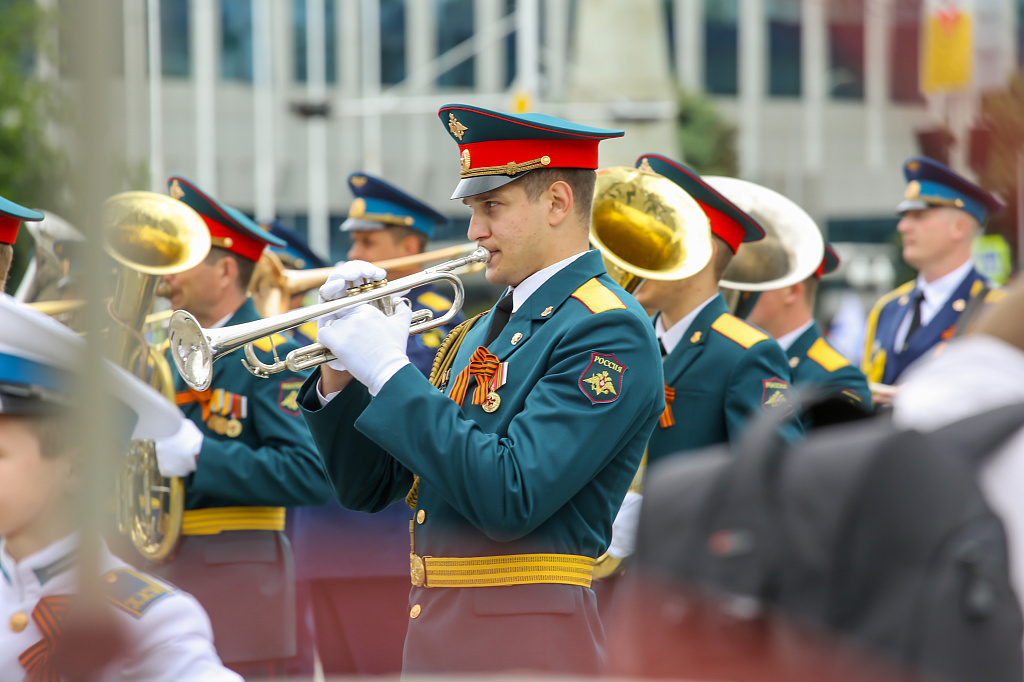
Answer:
104;191;211;563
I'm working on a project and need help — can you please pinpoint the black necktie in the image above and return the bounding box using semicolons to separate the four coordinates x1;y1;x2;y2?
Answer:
659;338;668;358
483;290;514;346
902;290;924;352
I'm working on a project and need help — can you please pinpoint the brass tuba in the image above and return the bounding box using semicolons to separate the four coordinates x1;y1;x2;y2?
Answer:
103;191;211;563
703;176;824;317
590;165;714;294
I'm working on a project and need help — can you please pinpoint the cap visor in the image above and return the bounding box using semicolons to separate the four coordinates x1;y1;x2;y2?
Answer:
450;171;535;200
897;199;930;213
340;217;388;232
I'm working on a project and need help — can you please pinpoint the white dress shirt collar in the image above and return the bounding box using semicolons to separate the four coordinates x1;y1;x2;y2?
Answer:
505;251;588;313
655;294;717;356
776;319;815;352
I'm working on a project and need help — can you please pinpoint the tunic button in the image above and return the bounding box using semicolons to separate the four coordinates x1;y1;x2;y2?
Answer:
416;509;426;524
10;612;28;633
410;604;422;619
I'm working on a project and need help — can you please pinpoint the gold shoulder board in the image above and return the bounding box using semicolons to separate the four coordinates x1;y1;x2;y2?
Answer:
571;278;627;314
417;290;452;312
711;314;768;349
806;337;851;372
101;568;171;618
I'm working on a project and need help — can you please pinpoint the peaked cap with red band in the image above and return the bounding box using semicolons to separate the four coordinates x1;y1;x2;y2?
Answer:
168;176;284;262
438;103;624;199
0;195;44;245
815;242;840;279
636;154;764;254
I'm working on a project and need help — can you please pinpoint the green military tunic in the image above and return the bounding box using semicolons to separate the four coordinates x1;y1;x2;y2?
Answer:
151;297;332;668
299;250;664;675
785;321;872;419
647;293;803;464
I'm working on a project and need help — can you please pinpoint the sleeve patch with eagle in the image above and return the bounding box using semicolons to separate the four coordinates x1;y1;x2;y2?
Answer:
761;377;794;416
579;352;626;404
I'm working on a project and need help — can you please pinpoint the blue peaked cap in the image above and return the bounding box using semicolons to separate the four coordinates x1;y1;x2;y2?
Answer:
266;220;327;270
897;156;1004;224
341;173;449;240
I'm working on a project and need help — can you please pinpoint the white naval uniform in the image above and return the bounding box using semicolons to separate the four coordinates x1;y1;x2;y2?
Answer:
0;534;240;682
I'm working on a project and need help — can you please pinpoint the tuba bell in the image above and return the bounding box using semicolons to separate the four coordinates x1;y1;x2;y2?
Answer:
703;177;825;318
103;191;211;563
590;165;714;294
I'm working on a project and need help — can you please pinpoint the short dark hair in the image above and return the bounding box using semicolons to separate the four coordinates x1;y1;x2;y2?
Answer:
386;225;428;254
711;235;734;281
517;168;597;226
206;246;256;292
0;243;12;291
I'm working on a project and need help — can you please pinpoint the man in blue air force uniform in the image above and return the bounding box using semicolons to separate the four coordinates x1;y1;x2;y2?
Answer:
156;177;333;679
289;173;462;676
298;104;664;675
746;242;872;423
635;155;803;464
862;156;1005;393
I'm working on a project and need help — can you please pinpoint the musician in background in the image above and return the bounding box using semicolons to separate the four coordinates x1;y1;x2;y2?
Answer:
155;176;332;679
862;156;1005;399
0;296;240;682
266;220;329;345
0;196;43;291
299;104;665;675
745;242;872;425
288;173;460;677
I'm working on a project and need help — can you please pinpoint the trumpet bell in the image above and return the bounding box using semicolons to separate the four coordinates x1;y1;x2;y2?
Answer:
168;311;215;391
704;177;824;292
591;166;713;293
103;191;211;275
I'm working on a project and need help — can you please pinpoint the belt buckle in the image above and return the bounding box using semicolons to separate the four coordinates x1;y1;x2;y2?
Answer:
410;554;426;587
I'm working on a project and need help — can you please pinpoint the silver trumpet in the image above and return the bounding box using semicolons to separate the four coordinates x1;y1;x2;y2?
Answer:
167;246;490;391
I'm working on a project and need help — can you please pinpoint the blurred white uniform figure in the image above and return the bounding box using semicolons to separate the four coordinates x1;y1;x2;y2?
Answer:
893;334;1024;656
0;535;242;682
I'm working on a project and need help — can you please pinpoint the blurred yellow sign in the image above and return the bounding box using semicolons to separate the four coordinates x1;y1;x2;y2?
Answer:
921;1;973;94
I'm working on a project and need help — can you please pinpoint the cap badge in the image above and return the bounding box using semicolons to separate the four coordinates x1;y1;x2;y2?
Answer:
461;149;471;172
348;197;366;218
907;160;921;172
638;158;655;174
350;175;368;188
448;113;468;141
169;179;185;200
904;180;921;200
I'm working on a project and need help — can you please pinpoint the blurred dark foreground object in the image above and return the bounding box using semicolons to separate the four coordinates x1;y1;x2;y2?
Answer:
609;400;1024;682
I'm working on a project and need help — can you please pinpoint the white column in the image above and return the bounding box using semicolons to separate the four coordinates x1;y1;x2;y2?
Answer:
515;0;540;103
475;0;504;93
191;0;217;192
544;0;570;100
802;0;826;173
361;0;383;175
339;0;360;190
307;0;330;257
123;0;147;169
738;0;766;180
252;0;275;222
407;0;436;192
865;0;891;170
145;0;165;192
674;0;704;91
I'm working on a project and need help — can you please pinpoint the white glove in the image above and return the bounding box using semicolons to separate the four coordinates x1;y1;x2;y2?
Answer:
154;418;204;477
606;491;643;560
317;260;387;371
317;300;412;396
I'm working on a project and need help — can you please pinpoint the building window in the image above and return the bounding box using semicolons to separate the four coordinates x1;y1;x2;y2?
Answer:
293;0;338;83
438;0;474;87
221;0;253;82
705;0;738;95
768;0;801;97
829;0;864;99
890;0;924;102
381;0;406;85
160;0;190;77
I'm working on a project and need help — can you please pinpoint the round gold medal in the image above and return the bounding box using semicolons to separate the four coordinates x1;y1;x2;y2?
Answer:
225;418;242;438
207;415;227;435
482;391;501;413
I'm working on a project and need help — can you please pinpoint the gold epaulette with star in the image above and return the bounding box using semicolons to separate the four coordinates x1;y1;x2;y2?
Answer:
985;288;1007;304
711;313;768;349
417;290;452;312
571;278;626;314
806;337;851;372
100;568;171;618
250;332;290;353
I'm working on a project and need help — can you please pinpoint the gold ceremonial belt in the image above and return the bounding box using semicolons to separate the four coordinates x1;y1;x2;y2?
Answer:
410;552;596;588
182;506;286;535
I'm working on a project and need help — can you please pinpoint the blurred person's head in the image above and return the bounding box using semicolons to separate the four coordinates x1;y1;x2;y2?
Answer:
342;173;450;280
0;196;44;291
748;244;839;338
